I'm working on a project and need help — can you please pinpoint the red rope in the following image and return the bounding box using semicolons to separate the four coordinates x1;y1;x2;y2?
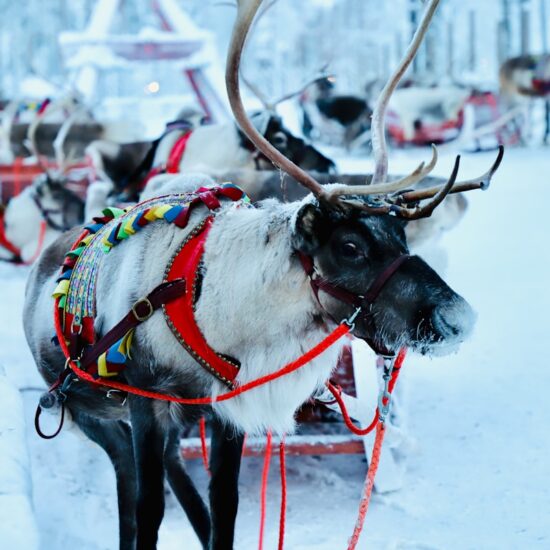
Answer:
53;298;350;406
326;348;407;436
278;438;287;550
258;430;273;550
198;417;210;474
347;422;386;550
23;220;47;265
344;348;407;549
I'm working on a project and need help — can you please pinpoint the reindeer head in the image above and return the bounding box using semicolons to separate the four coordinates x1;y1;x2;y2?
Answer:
24;99;85;231
237;111;336;173
291;197;474;355
228;0;502;356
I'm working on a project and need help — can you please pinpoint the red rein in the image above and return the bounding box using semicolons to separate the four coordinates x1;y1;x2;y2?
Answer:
54;297;351;405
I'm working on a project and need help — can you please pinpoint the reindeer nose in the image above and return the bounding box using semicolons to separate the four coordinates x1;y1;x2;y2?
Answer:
431;297;476;342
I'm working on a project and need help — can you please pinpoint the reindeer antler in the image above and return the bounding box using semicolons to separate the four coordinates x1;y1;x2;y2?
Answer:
226;0;502;219
325;0;442;204
227;0;328;200
27;107;54;179
27;95;80;177
53;107;88;173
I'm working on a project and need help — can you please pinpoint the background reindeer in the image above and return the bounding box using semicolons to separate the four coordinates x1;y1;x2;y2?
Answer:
22;1;503;549
2;102;86;263
300;75;373;149
86;104;335;202
500;53;550;144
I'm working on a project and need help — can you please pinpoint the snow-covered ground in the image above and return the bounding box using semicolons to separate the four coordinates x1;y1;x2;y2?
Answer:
0;146;549;549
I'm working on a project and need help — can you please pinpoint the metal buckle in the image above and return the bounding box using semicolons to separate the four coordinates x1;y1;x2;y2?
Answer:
132;297;154;322
106;389;128;406
377;355;396;423
343;306;362;331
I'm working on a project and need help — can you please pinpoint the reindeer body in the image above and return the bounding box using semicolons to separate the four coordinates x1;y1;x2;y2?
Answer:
499;54;550;143
27;175;340;435
154;123;255;175
4;178;84;263
388;86;469;142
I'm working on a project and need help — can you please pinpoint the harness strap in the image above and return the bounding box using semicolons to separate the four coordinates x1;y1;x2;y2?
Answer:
298;252;411;355
0;208;22;259
166;131;193;173
79;279;187;371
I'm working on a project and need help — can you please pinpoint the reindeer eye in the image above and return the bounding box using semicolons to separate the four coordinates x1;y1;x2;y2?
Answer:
340;241;360;258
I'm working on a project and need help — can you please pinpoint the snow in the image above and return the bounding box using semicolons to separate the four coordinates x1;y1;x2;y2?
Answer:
18;76;60;99
0;147;549;549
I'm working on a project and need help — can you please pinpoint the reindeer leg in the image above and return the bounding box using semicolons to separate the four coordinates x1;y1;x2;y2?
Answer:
209;418;244;550
130;397;166;550
71;410;137;550
164;427;211;548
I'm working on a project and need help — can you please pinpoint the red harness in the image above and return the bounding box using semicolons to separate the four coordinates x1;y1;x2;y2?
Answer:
0;208;22;260
164;217;240;385
59;186;245;389
166;131;193;173
139;131;193;190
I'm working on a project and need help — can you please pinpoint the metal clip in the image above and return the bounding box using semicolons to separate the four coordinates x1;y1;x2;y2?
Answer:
343;307;362;331
377;355;396;423
106;389;128;406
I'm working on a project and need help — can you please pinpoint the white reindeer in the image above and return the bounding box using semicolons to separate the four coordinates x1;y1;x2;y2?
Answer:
24;1;501;549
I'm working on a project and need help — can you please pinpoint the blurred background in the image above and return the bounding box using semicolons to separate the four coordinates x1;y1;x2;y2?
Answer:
0;0;548;142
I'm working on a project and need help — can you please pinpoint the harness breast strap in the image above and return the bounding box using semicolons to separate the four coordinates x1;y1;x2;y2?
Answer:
163;217;241;387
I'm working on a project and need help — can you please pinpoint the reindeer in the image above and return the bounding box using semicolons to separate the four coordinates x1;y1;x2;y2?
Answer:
24;1;501;548
87;96;335;202
500;54;550;144
2;103;86;263
300;75;373;149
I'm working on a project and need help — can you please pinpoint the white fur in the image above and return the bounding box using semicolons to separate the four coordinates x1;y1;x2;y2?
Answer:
86;174;342;436
84;180;113;221
389;86;469;140
4;185;59;263
152;123;255;177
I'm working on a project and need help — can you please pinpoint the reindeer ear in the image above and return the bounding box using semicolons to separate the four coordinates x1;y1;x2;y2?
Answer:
292;203;324;253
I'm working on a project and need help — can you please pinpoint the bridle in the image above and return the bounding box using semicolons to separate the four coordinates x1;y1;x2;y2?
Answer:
31;178;84;232
298;252;412;357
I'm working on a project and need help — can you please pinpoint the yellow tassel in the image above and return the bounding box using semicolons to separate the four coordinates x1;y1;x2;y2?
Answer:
124;217;137;235
52;280;70;299
155;204;173;219
97;353;117;378
80;234;94;246
144;208;158;221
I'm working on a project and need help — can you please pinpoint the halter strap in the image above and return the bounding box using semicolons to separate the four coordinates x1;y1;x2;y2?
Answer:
298;252;411;355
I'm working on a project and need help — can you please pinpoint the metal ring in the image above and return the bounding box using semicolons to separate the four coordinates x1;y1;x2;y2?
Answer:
132;297;154;322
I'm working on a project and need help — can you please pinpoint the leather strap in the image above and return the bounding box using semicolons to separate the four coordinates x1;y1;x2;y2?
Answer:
80;279;186;370
299;252;411;311
298;252;412;356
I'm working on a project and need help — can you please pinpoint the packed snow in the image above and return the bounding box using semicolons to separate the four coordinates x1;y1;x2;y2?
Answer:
0;146;548;549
